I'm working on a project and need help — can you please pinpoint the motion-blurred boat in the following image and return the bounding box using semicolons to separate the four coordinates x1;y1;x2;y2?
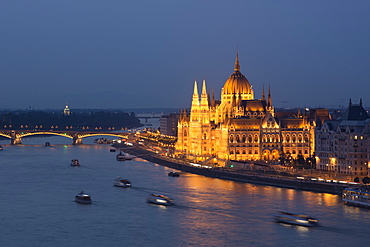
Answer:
273;211;318;227
147;194;174;206
114;177;132;188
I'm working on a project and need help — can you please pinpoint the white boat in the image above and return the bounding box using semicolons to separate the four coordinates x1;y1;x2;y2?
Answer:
75;191;92;204
146;194;174;206
114;177;132;188
70;159;80;166
116;152;132;161
273;211;319;227
342;187;370;208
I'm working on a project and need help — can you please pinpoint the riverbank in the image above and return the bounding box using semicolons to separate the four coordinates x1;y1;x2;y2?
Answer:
114;144;351;195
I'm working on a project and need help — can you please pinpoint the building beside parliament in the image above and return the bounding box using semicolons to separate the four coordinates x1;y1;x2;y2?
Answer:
315;100;370;176
175;54;319;166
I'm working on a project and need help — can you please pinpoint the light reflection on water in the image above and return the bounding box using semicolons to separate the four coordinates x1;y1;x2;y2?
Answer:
0;136;369;246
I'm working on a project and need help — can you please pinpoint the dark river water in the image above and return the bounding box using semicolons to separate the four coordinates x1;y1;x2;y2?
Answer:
0;136;369;247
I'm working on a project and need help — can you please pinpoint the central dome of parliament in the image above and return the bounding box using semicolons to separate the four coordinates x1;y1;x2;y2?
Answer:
222;54;252;95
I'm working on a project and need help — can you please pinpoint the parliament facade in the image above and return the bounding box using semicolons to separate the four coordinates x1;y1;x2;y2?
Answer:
175;54;317;166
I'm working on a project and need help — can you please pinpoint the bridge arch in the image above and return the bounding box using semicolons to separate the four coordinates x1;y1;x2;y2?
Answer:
0;133;11;139
19;132;74;139
0;130;129;145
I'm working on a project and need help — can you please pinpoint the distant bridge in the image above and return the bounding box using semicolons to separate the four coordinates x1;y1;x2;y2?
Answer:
0;130;129;145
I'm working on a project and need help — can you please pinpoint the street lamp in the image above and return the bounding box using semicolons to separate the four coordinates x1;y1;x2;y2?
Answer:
348;166;352;181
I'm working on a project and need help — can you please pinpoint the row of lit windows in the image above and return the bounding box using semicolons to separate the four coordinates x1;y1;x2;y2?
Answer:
285;150;308;155
230;149;259;155
229;134;309;143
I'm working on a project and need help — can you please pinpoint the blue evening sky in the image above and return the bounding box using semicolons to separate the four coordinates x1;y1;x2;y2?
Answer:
1;0;369;110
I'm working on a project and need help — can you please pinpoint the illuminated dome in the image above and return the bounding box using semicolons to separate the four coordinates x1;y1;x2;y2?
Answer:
222;53;253;97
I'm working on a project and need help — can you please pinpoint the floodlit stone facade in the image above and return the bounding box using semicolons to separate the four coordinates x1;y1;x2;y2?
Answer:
175;54;317;166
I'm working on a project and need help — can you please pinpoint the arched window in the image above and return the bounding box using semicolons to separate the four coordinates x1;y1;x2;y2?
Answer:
248;135;252;143
304;134;309;143
236;135;240;143
203;132;207;140
298;134;303;143
292;135;296;143
286;135;290;142
184;130;187;137
229;135;234;143
254;135;259;143
242;135;246;143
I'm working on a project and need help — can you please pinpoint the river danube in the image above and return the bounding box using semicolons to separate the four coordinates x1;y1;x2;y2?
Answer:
0;136;369;246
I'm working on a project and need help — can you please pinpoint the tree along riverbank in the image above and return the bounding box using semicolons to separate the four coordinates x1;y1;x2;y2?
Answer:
114;144;349;195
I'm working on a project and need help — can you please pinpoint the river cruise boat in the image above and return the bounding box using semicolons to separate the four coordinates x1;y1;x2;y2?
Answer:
273;211;319;227
342;187;370;208
70;159;80;166
147;194;174;206
114;177;132;188
75;191;92;204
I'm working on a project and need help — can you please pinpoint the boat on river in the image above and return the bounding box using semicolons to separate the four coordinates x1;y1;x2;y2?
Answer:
273;211;319;227
114;177;132;188
0;145;3;151
146;194;174;206
75;191;92;204
342;187;370;208
116;151;132;161
70;159;80;166
168;171;180;177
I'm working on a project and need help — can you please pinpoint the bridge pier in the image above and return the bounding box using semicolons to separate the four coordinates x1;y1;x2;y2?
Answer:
11;137;22;145
72;134;83;145
10;131;22;145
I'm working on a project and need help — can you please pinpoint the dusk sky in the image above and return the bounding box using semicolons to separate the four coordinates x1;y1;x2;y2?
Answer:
1;0;369;110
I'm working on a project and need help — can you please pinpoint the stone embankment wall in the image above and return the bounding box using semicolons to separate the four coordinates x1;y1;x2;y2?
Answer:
118;145;348;195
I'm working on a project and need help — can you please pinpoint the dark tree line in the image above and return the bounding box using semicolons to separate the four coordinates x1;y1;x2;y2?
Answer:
0;111;143;130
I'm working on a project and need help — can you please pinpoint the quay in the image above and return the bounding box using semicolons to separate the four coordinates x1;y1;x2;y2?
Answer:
114;144;350;195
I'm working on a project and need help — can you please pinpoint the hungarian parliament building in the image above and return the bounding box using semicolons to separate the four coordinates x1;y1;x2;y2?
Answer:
174;54;329;166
